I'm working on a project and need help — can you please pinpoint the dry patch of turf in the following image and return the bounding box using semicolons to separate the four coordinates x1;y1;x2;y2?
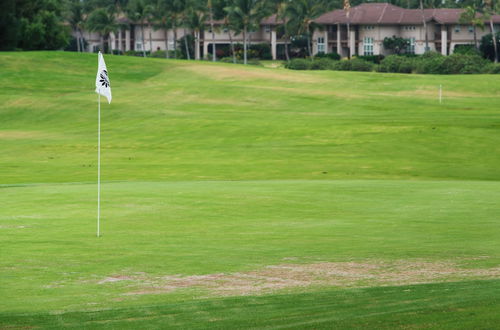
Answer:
96;260;500;297
180;64;328;84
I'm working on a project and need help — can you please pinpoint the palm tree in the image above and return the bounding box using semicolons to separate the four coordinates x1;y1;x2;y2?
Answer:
127;0;152;57
285;0;325;59
208;0;217;61
168;0;185;59
484;0;498;63
86;8;119;53
460;5;484;50
185;4;207;60
275;0;291;61
419;0;429;52
225;0;269;65
154;0;173;58
67;0;86;52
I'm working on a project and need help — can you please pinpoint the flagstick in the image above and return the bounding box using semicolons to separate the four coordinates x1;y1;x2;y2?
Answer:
97;92;101;237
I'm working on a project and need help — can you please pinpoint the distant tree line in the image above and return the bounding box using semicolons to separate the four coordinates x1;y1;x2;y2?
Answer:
1;0;499;62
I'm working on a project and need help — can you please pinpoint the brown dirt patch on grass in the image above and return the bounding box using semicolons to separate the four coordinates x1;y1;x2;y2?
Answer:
97;259;500;297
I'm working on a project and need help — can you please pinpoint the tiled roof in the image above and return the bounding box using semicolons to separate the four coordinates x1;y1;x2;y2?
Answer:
315;3;500;25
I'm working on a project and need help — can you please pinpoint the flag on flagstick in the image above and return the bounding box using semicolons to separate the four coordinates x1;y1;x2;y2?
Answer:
96;51;112;104
95;51;111;237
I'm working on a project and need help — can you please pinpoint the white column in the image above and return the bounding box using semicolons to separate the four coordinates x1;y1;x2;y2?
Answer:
195;31;200;60
337;24;342;57
441;25;447;55
203;40;209;59
349;29;356;56
271;29;277;60
125;29;130;51
118;28;122;52
324;30;329;53
110;32;116;51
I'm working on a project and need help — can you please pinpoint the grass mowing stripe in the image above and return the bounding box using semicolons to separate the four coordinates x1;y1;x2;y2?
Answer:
1;280;499;329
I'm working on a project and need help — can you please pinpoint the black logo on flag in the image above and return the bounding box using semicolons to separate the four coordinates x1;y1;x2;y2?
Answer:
99;70;110;88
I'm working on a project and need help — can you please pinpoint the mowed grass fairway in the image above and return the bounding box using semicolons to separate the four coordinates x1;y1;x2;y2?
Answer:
1;52;500;328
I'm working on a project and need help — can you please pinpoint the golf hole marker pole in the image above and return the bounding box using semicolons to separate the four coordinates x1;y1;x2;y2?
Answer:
97;92;101;237
95;51;112;237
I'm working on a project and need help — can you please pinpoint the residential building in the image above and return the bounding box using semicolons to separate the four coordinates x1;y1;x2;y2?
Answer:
312;3;500;57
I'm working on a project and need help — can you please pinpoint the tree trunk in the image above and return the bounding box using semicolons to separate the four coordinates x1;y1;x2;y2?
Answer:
490;18;498;63
420;0;429;51
148;23;153;53
108;34;112;54
283;20;290;62
164;28;169;58
243;25;247;65
79;29;85;52
306;28;312;58
474;26;478;49
195;30;200;60
75;29;81;52
173;25;177;58
228;29;236;63
141;23;146;57
284;37;290;61
184;28;191;60
209;3;216;61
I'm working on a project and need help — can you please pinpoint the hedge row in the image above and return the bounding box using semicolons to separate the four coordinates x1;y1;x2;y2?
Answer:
286;52;500;74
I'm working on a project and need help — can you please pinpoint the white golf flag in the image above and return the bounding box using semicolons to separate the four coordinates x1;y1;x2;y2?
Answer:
95;51;112;104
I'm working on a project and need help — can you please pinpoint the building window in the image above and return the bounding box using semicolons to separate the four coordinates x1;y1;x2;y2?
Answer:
468;26;474;33
364;25;374;30
317;37;325;53
363;37;373;55
135;42;143;50
223;28;228;33
407;37;415;54
455;25;461;33
404;26;416;31
264;25;271;33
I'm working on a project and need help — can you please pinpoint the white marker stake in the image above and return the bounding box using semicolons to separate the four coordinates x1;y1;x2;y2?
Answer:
439;84;442;104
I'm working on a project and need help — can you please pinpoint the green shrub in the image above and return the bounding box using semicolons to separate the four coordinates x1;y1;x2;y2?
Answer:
441;54;488;74
285;58;311;70
358;55;385;64
310;58;335;70
379;55;414;73
332;58;373;72
349;58;374;71
454;44;480;55
315;52;341;61
414;53;446;74
485;63;500;73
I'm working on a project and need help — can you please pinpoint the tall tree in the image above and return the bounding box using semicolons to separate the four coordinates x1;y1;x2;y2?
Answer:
86;7;119;53
185;2;207;60
127;0;152;56
66;0;86;52
484;0;498;62
225;0;269;64
154;0;173;58
459;5;484;49
285;0;325;59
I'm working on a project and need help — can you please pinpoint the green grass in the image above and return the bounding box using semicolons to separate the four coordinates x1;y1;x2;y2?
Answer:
0;51;499;328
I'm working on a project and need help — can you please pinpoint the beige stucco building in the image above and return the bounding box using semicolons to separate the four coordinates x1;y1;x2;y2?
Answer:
77;3;500;59
312;3;500;58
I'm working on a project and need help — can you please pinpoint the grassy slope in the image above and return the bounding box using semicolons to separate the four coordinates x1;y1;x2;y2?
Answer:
0;51;499;328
